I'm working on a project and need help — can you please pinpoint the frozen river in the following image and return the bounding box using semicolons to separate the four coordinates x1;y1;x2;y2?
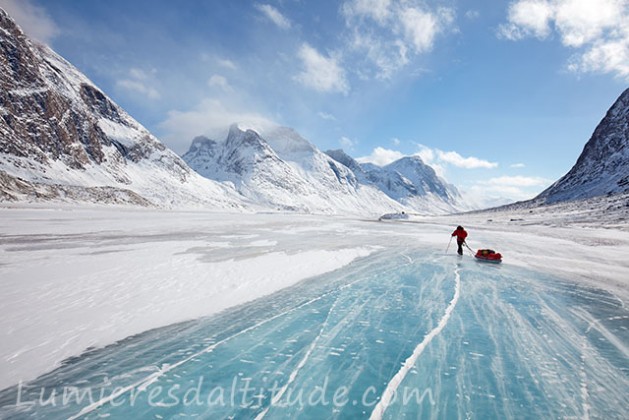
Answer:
1;249;627;419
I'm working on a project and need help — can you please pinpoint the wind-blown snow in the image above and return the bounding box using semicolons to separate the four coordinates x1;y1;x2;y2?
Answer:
1;205;628;393
0;207;378;390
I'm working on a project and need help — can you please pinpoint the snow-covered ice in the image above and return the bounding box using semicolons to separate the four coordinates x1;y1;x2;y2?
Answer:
0;206;628;418
0;207;377;390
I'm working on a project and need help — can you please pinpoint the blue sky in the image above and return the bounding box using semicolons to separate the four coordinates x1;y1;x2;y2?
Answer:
1;0;628;205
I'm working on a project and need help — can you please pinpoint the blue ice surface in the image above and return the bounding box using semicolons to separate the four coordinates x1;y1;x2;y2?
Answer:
0;250;628;419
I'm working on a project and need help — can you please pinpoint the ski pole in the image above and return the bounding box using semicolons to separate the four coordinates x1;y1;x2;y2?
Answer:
446;236;453;254
463;241;474;256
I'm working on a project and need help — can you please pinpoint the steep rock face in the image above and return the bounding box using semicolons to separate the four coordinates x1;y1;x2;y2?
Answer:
183;125;404;215
183;126;313;210
0;8;244;209
537;88;629;204
325;149;370;184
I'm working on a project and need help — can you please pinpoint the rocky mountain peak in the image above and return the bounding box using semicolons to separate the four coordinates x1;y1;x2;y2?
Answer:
536;88;629;204
0;8;243;209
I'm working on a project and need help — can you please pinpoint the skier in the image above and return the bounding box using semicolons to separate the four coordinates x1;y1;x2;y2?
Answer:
451;226;468;256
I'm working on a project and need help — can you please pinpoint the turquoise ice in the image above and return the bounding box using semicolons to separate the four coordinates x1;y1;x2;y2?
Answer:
1;251;627;419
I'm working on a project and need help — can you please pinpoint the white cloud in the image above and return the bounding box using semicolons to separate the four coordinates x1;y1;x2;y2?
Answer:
342;0;392;24
465;10;481;20
115;68;160;100
436;150;498;169
318;111;337;121
554;0;625;47
413;144;496;176
463;184;537;204
200;54;239;71
158;99;277;154
208;74;233;92
568;33;629;78
340;136;357;150
295;43;349;94
463;175;551;205
356;147;405;166
510;163;526;168
0;0;59;44
255;3;291;30
217;58;238;70
116;80;160;100
399;7;439;53
499;0;629;80
486;175;551;187
341;0;455;79
345;29;410;79
415;144;435;164
499;0;554;40
391;137;401;146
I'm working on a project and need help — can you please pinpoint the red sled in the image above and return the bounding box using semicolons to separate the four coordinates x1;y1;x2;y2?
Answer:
475;249;502;263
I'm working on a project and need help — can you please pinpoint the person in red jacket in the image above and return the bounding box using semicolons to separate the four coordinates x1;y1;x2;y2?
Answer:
451;226;468;255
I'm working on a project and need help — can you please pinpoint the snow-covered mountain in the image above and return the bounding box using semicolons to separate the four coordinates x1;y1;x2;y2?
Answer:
325;149;463;213
182;125;405;215
183;126;464;215
536;87;629;204
0;8;244;209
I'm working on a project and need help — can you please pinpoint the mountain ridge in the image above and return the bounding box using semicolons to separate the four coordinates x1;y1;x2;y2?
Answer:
535;87;629;204
182;124;465;214
0;7;246;210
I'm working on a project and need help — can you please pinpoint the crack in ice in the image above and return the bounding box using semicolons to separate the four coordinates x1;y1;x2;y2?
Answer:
369;266;461;420
68;284;353;420
255;294;341;419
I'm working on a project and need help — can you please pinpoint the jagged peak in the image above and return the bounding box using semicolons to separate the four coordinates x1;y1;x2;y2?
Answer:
190;135;216;147
325;149;352;160
0;7;16;29
227;123;265;145
263;126;315;155
390;155;426;166
608;87;629;117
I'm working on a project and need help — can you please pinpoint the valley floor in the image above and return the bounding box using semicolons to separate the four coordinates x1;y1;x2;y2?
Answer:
0;206;628;409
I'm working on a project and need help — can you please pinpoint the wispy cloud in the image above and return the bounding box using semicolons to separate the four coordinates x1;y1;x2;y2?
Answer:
340;136;357;151
318;111;337;121
341;0;455;79
255;3;291;30
115;68;160;100
465;10;481;20
510;162;526;168
486;175;550;187
0;0;59;44
217;58;238;70
294;43;349;94
158;99;277;154
499;0;629;80
464;175;551;205
208;74;233;92
342;0;392;24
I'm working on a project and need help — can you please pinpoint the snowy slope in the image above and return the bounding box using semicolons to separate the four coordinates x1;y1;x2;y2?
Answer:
0;8;245;209
183;124;405;215
325;149;465;214
1;207;628;404
536;87;629;204
183;125;466;216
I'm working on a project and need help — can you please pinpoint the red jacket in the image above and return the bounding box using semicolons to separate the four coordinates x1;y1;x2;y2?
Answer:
452;228;467;241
